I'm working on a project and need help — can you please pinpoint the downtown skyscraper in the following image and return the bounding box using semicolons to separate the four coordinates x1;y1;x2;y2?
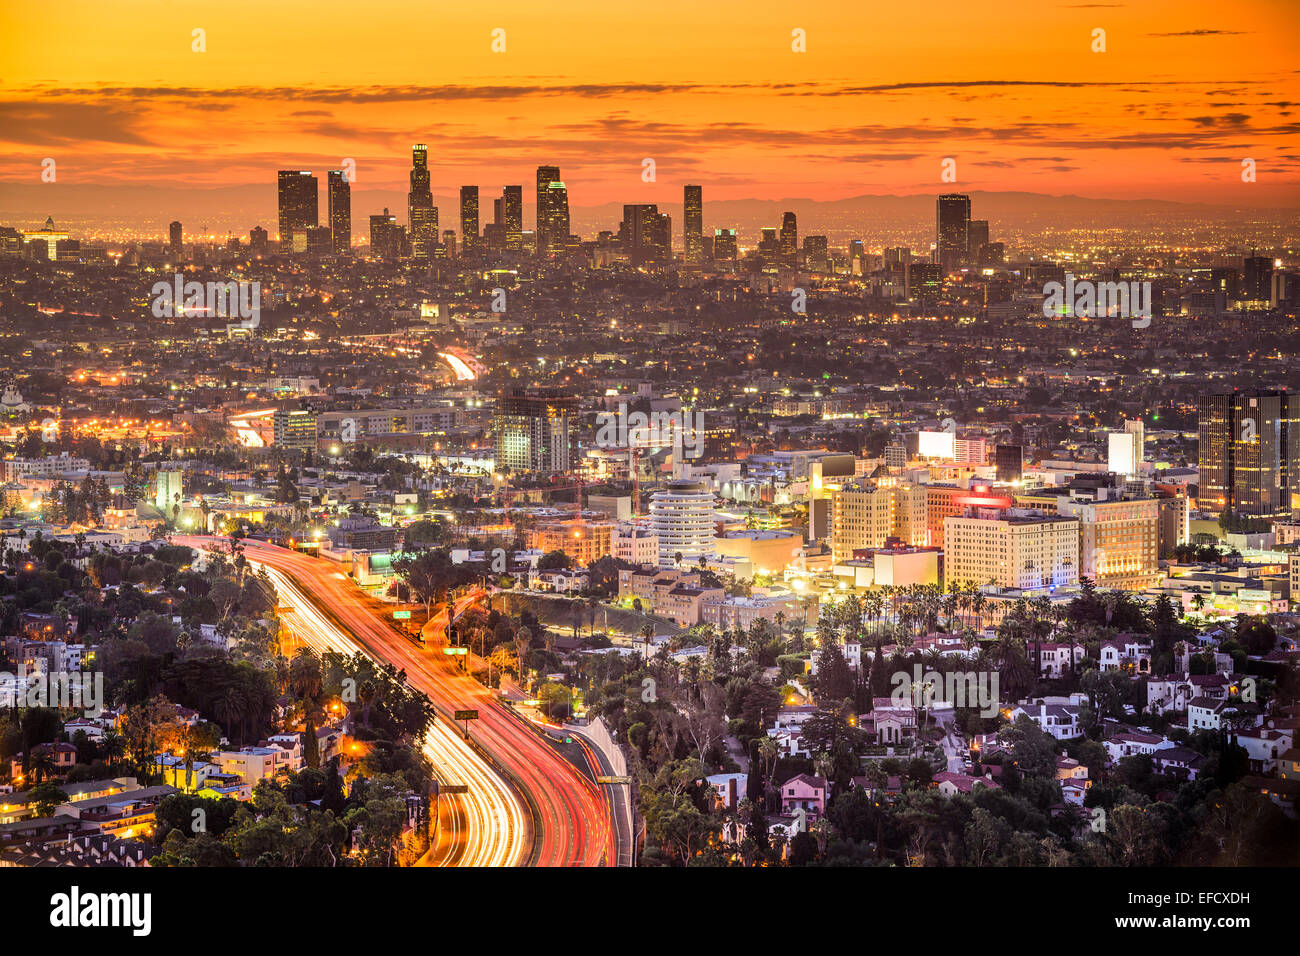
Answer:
1198;390;1300;519
408;144;438;261
535;165;567;254
935;193;971;273
779;211;798;267
276;170;318;250
327;170;351;253
502;185;523;251
683;185;703;266
460;186;480;257
619;204;671;265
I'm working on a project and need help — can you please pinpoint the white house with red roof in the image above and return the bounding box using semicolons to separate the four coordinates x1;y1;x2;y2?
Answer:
1031;642;1086;678
932;770;1000;797
1103;731;1174;763
1099;635;1152;674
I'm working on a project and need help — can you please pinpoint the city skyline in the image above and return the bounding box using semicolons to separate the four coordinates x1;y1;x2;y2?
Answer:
2;0;1299;219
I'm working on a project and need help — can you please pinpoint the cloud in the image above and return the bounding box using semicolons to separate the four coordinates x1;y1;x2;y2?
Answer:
0;102;153;146
1145;29;1248;37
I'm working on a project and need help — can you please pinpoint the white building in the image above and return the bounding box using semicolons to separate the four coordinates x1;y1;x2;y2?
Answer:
649;480;716;568
613;524;659;565
944;510;1080;590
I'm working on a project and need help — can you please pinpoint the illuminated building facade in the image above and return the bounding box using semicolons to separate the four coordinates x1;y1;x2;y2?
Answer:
502;185;523;251
830;478;927;563
460;186;480;257
276;171;318;249
649;481;716;568
935;193;970;272
619;204;671;265
1057;495;1161;590
683;185;703;266
493;387;578;475
528;519;615;567
328;170;351;253
272;409;318;454
368;208;401;262
1198;390;1300;518
779;212;798;267
944;506;1079;590
408;144;438;260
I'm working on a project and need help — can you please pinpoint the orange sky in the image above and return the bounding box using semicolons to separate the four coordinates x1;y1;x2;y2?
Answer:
1;0;1297;206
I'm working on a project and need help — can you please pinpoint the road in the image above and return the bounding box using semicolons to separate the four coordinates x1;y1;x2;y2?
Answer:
258;561;524;867
564;724;635;867
182;536;613;867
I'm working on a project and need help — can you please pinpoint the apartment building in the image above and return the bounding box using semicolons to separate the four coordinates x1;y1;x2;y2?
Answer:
831;478;927;563
527;518;615;567
1056;494;1161;590
614;525;659;565
944;510;1080;589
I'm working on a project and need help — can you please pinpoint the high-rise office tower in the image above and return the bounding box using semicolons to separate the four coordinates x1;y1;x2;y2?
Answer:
967;219;989;263
277;170;318;250
273;409;319;455
545;181;570;251
935;193;971;272
1242;255;1274;303
460;186;480;256
713;228;737;260
779;212;798;267
1198;390;1300;518
493;387;579;475
1108;419;1144;477
369;207;401;262
683;185;703;266
249;226;268;253
168;221;182;258
804;235;829;272
995;444;1024;482
619;204;671;264
408;144;438;260
535;166;561;253
327;170;351;253
502;185;523;251
305;226;332;255
441;229;456;257
906;262;943;301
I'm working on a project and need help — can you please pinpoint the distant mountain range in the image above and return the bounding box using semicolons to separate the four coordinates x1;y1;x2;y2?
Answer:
0;183;1292;243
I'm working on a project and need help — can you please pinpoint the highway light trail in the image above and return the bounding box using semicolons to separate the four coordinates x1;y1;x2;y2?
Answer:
186;536;612;866
256;559;528;868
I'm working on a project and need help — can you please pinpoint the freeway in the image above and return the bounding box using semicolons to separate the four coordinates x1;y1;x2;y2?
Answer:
257;561;526;868
180;536;613;867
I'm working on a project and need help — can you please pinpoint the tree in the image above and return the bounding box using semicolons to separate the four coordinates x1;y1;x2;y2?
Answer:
813;639;854;701
392;548;470;619
537;549;572;572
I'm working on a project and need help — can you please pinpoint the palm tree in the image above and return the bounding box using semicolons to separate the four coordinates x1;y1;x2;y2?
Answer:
29;747;57;784
213;686;246;743
514;627;533;686
639;623;654;663
813;752;834;785
756;736;778;797
357;679;376;728
100;729;126;771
